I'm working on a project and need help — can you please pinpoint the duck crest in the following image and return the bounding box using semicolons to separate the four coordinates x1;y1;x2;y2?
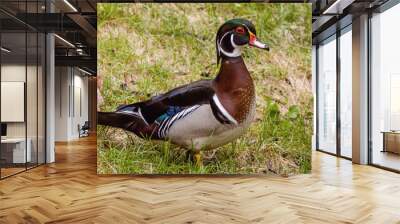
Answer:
214;57;255;124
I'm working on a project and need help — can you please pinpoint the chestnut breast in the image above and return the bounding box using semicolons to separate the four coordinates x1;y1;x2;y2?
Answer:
213;58;255;124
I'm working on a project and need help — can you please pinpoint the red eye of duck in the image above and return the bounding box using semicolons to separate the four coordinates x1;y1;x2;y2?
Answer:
235;26;245;34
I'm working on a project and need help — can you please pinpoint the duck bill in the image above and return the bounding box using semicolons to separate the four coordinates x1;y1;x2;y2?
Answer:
249;32;270;51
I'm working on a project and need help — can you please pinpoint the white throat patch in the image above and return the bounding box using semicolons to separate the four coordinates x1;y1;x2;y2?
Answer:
218;32;242;58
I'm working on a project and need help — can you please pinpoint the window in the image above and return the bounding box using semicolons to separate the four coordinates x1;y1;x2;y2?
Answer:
0;2;47;179
339;27;352;158
370;3;400;171
317;35;337;154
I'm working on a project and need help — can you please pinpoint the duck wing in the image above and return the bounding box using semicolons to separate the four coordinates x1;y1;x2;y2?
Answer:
117;79;215;124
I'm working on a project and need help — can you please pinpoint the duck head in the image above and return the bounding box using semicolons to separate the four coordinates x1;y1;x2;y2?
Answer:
216;18;269;64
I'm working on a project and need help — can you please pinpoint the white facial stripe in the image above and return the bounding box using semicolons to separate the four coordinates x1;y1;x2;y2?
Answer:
218;31;242;58
230;34;239;48
212;94;238;125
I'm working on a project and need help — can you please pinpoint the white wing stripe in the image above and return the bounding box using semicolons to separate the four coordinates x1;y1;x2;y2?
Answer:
162;108;189;137
158;105;200;138
164;106;199;137
138;108;149;126
158;119;170;138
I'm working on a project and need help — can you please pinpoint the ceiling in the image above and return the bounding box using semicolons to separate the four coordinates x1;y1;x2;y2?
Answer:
312;0;391;43
0;0;97;74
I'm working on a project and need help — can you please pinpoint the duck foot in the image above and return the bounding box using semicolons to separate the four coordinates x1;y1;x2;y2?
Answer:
186;150;203;167
194;151;203;167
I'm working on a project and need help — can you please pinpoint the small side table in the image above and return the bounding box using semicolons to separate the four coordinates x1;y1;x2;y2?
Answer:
381;131;400;154
1;138;32;164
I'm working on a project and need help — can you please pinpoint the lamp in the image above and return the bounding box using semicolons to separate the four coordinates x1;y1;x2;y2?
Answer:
1;47;11;53
54;34;75;48
63;0;78;12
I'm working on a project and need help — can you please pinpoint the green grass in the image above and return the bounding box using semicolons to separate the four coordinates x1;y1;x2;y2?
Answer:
97;3;312;175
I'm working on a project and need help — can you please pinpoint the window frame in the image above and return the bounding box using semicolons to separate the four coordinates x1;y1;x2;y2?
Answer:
315;23;353;161
0;1;48;180
367;0;400;173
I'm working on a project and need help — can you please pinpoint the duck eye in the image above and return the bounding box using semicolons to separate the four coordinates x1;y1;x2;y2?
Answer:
235;27;245;34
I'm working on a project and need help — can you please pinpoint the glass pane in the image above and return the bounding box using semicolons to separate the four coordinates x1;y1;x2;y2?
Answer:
340;28;352;158
26;0;38;168
38;32;45;165
318;36;337;154
27;31;38;169
0;1;46;178
371;4;400;171
1;30;27;177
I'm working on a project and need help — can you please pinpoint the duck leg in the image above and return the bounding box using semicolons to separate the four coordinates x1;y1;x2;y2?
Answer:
186;150;203;166
194;150;203;167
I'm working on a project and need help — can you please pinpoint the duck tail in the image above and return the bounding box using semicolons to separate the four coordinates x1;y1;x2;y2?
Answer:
97;111;148;137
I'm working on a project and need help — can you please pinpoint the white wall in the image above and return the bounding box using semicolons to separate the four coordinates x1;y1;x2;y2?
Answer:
55;67;89;141
55;67;70;141
1;65;42;138
1;65;26;138
1;63;46;164
72;73;89;138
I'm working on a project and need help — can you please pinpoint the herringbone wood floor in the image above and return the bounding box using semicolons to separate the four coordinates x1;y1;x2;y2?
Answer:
1;136;400;224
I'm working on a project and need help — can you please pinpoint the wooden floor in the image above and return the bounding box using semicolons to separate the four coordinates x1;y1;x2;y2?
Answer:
372;150;400;171
1;167;26;178
1;136;400;224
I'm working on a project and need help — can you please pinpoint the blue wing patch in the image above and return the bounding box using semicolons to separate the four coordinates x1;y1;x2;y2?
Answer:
155;106;184;122
156;105;200;139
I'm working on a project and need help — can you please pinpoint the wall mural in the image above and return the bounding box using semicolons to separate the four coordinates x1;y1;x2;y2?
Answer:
97;3;312;175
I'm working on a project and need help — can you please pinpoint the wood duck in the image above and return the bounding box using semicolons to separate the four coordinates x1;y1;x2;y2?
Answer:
98;19;269;166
